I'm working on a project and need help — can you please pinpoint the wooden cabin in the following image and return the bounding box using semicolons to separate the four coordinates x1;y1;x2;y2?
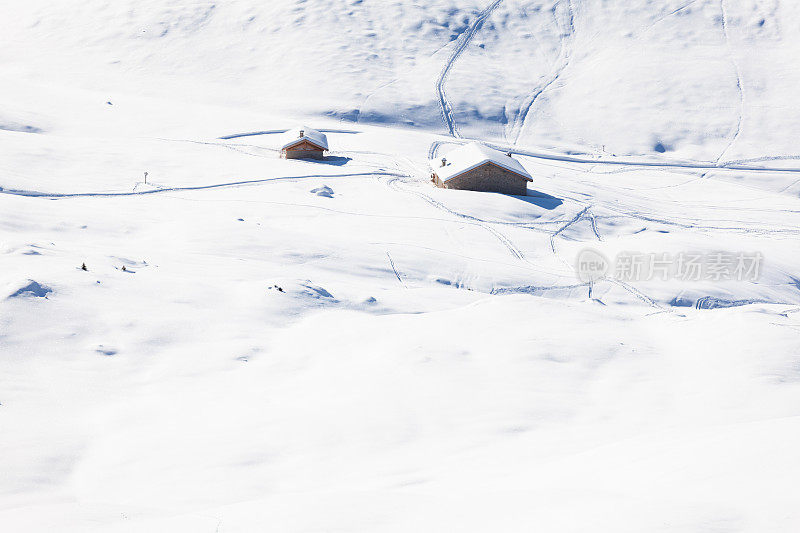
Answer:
279;127;329;160
429;143;532;196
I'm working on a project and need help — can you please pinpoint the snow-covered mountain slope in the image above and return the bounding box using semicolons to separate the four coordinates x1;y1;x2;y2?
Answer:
5;0;800;161
2;1;800;531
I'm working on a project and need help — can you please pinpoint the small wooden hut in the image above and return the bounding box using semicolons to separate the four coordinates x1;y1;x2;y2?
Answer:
429;142;532;196
279;127;329;160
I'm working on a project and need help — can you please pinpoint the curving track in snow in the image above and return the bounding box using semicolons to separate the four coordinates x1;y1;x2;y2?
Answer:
0;171;404;199
428;138;800;174
510;0;575;144
716;0;745;164
435;0;504;138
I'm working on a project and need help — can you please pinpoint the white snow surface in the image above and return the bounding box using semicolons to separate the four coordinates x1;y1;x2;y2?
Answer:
431;142;533;182
2;0;800;531
279;126;329;151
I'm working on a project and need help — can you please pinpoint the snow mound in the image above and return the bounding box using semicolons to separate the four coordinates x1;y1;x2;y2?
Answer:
7;280;52;299
310;185;334;198
0;121;43;134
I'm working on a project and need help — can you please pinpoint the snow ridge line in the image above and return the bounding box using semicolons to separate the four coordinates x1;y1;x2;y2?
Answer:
716;0;745;164
511;0;575;144
436;0;504;138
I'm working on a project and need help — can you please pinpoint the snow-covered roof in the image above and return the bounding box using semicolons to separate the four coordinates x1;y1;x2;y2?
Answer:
429;142;532;183
280;126;329;151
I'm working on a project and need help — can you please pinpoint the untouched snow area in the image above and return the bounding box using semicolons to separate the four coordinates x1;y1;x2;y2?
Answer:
2;0;800;531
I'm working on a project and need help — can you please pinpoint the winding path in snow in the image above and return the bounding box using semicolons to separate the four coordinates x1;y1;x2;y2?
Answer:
0;171;404;199
435;0;504;138
716;0;745;164
511;0;575;144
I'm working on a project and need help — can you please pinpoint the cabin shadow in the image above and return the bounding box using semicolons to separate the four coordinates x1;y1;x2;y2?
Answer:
314;156;352;166
517;189;564;210
319;129;361;134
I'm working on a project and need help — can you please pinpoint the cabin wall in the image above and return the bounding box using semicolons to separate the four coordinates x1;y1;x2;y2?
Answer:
283;149;324;160
436;163;529;195
281;140;325;159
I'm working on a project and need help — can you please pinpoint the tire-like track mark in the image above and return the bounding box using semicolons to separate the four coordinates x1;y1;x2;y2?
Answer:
511;0;575;144
726;155;800;165
695;296;771;310
427;139;455;160
717;0;745;164
491;281;589;296
436;0;504;138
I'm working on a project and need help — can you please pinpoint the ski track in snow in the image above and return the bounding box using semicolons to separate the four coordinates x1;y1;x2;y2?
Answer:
428;139;800;237
384;174;528;262
631;0;700;39
550;205;591;254
376;152;643;302
0;172;404;199
386;251;408;288
716;0;745;164
511;0;575;144
607;278;664;309
428;138;800;173
436;0;504;138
